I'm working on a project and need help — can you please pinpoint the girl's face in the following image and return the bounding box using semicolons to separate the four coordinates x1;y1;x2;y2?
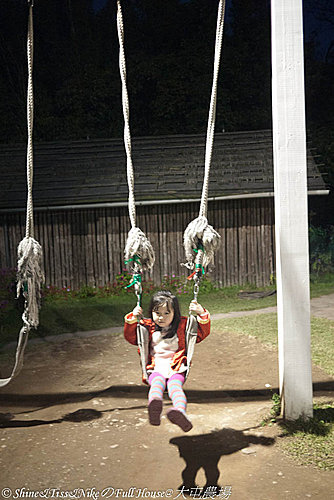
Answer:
152;302;174;328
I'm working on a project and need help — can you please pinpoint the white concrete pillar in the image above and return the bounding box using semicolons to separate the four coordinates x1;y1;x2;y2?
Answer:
271;0;313;420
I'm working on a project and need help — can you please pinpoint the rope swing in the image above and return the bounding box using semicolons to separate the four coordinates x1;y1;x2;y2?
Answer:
0;0;44;387
183;0;225;287
117;0;225;304
116;1;225;381
116;0;155;304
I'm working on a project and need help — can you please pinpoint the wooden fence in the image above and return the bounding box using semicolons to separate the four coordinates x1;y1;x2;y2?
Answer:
0;198;275;289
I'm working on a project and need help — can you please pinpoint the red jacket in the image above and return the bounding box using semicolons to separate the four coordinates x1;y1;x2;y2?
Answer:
124;311;210;376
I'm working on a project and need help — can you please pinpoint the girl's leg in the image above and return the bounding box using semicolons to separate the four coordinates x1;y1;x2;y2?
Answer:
166;373;192;432
167;374;187;413
148;372;166;426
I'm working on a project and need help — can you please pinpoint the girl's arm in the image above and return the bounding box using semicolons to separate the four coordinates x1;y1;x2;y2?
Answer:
124;306;143;345
196;308;210;342
189;300;211;342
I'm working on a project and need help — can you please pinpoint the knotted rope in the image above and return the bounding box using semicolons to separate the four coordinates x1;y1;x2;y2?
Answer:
183;0;225;274
0;1;44;387
117;0;155;277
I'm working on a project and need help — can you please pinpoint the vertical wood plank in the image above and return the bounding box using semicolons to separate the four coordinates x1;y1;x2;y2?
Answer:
0;198;279;291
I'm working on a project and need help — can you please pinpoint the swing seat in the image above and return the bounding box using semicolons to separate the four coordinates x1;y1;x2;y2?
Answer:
184;314;198;380
136;322;150;383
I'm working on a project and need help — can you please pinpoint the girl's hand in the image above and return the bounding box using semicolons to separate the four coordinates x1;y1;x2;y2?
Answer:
189;300;205;316
132;305;143;318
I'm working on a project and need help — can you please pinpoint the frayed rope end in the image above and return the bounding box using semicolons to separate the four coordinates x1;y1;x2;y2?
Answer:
124;227;155;272
183;216;220;268
17;236;45;329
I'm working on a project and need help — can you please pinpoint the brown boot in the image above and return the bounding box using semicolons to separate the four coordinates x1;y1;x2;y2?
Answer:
148;399;163;426
166;408;193;432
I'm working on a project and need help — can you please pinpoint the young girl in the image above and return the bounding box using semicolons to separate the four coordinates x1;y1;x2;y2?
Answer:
124;290;210;432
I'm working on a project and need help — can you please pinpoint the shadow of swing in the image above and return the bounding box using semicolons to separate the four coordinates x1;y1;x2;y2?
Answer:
0;403;148;428
0;408;104;428
1;380;333;410
170;427;275;492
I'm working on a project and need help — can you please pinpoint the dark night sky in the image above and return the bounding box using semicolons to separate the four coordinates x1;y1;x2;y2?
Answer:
91;0;333;61
92;0;108;9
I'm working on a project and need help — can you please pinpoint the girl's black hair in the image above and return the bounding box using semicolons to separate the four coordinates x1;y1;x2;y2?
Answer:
148;290;181;337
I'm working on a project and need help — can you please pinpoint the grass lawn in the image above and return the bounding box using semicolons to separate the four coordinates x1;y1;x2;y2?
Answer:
0;295;134;346
278;402;334;471
211;311;334;471
212;314;334;377
0;274;333;347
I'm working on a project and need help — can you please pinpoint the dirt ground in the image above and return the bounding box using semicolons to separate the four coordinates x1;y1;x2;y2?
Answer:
0;298;334;500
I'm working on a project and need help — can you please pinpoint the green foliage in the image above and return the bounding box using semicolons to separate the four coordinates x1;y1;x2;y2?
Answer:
310;272;334;297
309;225;334;277
112;270;137;295
260;391;281;426
196;275;219;293
42;270;148;300
160;273;218;296
0;267;16;299
39;271;218;303
283;404;334;437
269;273;276;286
161;274;191;295
42;272;196;301
0;268;17;328
271;392;281;418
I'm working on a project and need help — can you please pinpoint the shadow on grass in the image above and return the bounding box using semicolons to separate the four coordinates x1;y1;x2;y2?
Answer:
37;307;80;337
278;405;334;437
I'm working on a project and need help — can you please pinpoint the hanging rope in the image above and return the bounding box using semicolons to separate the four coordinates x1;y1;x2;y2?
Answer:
183;0;225;274
117;0;135;231
25;0;34;240
0;0;44;388
117;0;155;276
200;0;226;220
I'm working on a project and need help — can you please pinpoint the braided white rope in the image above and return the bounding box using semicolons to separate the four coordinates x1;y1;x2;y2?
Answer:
199;0;226;219
26;0;34;238
0;1;44;387
117;0;136;230
117;0;155;272
183;0;225;270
